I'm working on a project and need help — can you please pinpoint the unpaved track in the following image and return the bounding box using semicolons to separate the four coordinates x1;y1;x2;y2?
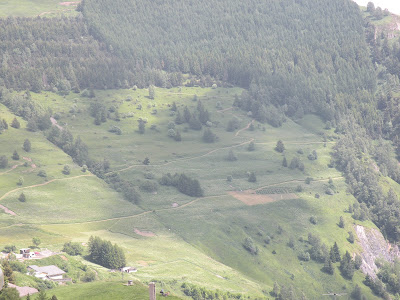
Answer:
0;174;94;202
0;163;23;176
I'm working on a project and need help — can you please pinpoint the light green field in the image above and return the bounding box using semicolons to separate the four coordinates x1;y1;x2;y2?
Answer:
0;0;79;18
22;281;182;300
0;87;384;298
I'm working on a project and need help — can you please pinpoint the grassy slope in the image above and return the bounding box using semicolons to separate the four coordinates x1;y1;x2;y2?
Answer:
0;0;79;18
22;281;182;300
0;87;384;299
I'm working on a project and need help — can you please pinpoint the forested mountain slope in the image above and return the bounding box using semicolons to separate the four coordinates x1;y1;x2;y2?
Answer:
82;0;375;118
3;0;400;299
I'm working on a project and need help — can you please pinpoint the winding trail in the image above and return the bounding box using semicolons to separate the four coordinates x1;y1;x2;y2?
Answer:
0;174;94;202
0;163;23;176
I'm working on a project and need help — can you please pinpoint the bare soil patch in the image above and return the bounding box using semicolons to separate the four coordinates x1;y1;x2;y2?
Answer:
229;191;298;206
0;204;16;215
134;228;156;237
59;1;80;6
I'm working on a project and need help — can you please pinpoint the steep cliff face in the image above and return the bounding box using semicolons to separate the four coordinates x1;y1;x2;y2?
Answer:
356;225;400;278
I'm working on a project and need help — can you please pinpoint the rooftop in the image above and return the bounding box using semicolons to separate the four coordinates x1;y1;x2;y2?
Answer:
28;265;65;276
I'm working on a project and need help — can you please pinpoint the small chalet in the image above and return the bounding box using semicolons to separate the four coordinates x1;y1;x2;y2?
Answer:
28;265;65;280
20;248;35;259
120;267;137;273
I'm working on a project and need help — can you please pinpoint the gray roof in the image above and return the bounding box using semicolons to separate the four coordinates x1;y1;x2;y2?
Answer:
29;265;65;276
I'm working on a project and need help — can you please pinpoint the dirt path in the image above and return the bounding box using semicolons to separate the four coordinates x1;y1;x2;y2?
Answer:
235;120;254;137
253;176;343;192
0;204;16;216
0;174;94;202
0;163;23;176
50;117;63;130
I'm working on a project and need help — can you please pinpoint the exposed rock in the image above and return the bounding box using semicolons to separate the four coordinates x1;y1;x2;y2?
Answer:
356;225;400;278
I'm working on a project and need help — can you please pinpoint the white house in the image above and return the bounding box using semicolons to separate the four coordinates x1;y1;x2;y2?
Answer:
28;265;65;280
120;267;137;273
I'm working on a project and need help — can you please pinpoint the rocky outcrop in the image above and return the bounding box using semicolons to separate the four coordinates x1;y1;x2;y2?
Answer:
356;225;400;278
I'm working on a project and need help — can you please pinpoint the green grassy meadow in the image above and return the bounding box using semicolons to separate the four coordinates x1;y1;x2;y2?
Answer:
0;87;385;299
0;0;79;18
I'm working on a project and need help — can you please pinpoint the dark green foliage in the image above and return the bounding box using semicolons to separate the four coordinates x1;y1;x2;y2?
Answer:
11;150;19;161
82;270;96;282
0;155;8;168
347;231;355;244
32;237;41;248
307;233;328;263
243;237;258;255
351;284;363;300
3;245;16;253
160;173;203;197
0;287;19;300
248;172;257;182
62;165;71;175
340;251;355;279
338;216;345;228
309;216;317;225
202;128;217;143
322;257;334;275
248;141;255;151
226;150;237;161
181;282;242;300
82;0;374;126
138;119;146;134
330;242;341;263
105;173;142;204
275;140;285;153
63;242;84;256
2;260;15;284
10;118;20;129
354;255;362;270
18;193;26;202
88;236;126;269
226;119;239;132
142;157;150;165
282;157;287;167
35;289;48;300
139;180;158;193
23;139;31;152
307;150;318;161
9;261;27;273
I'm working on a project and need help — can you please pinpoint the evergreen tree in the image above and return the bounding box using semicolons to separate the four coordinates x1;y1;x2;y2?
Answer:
272;281;280;297
148;85;155;99
330;242;341;263
282;156;288;167
12;150;19;160
11;118;20;129
0;155;8;169
340;251;355;279
18;193;26;202
227;150;237;161
248;172;257;182
338;216;345;228
23;139;31;152
248;141;255;151
275;140;285;153
202;128;217;143
322;256;334;275
138;120;146;134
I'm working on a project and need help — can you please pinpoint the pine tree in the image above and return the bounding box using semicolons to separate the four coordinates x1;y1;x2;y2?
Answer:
19;193;26;202
330;242;341;263
323;256;334;275
272;281;280;297
282;156;288;167
23;139;31;152
248;172;257;182
248;141;255;151
148;85;155;99
11;117;20;129
338;216;345;228
275;140;285;152
12;150;19;160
